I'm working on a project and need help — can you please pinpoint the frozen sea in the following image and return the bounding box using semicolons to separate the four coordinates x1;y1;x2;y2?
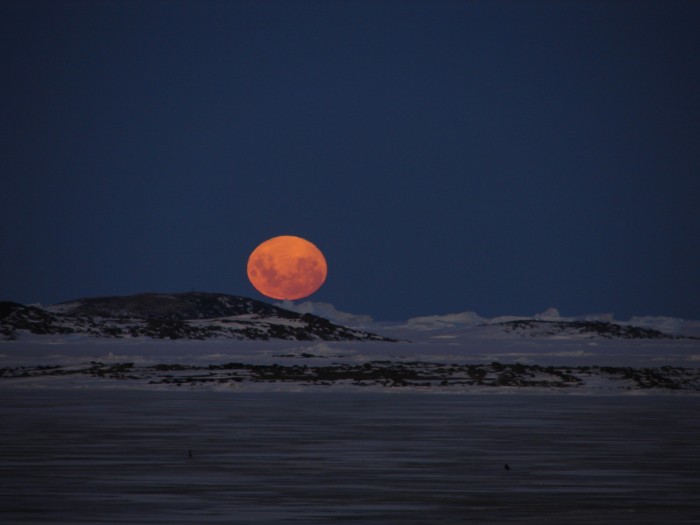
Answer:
2;390;699;524
2;318;700;524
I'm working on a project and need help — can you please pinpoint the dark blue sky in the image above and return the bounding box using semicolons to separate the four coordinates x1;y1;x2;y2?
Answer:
2;0;699;321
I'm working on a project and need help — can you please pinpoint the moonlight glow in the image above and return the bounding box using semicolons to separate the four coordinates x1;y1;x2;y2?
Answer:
247;235;327;300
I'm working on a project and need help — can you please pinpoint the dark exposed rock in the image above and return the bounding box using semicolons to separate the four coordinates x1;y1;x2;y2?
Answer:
2;360;699;391
493;319;682;339
0;301;74;339
54;292;296;320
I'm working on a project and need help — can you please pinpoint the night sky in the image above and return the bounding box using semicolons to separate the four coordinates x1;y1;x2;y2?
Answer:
2;0;699;321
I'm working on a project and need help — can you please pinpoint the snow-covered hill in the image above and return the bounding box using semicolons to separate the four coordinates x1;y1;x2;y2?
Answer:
2;295;699;393
278;302;700;339
0;292;396;342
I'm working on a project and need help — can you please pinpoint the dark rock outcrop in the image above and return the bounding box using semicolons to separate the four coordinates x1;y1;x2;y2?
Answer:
493;319;683;339
55;292;295;320
3;360;699;391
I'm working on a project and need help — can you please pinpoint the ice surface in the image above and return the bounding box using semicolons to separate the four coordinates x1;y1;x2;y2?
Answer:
3;315;700;523
1;391;699;524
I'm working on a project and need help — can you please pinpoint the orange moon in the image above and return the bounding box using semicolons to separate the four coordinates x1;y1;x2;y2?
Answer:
247;235;328;300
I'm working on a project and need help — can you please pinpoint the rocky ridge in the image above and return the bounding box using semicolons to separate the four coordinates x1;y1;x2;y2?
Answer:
0;292;396;342
494;319;683;339
2;360;699;392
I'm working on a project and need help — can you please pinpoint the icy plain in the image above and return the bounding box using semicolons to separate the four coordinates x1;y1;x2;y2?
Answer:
2;391;700;524
2;314;700;523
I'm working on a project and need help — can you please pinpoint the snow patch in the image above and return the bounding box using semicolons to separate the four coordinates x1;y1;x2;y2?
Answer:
626;316;700;337
402;311;485;330
535;307;562;320
275;301;374;328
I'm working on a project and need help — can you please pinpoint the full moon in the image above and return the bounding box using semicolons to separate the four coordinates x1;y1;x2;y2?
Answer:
247;235;328;300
